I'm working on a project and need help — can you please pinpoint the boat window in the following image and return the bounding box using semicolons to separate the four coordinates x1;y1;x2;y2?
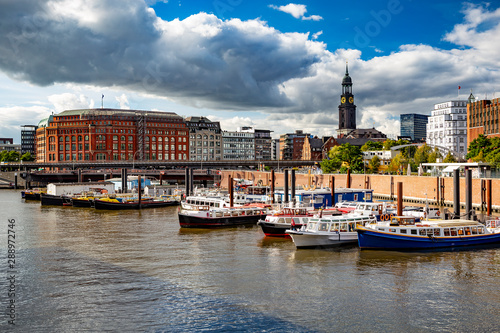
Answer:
306;222;317;231
443;228;450;236
434;229;440;236
285;218;292;223
411;229;417;235
478;226;485;234
389;228;396;233
419;229;426;236
340;223;348;232
379;228;385;232
278;218;285;223
400;229;407;234
319;223;329;231
450;228;458;236
471;227;478;235
458;228;464;235
292;217;301;224
426;229;434;235
348;222;355;232
330;223;339;232
464;227;471;235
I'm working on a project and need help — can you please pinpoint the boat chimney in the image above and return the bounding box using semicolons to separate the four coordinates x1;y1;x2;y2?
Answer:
397;182;403;216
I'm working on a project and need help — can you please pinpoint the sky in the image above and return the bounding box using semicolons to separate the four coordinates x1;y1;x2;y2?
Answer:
1;0;500;143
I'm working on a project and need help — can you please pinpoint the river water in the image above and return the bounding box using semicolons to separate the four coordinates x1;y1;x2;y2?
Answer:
0;189;499;332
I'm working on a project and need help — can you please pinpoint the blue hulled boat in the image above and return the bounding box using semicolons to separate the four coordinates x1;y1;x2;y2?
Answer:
356;216;500;250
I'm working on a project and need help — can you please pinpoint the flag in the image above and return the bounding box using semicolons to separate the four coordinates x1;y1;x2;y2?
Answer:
458;86;461;90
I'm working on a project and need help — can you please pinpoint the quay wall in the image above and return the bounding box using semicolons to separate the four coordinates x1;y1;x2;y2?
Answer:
219;170;500;210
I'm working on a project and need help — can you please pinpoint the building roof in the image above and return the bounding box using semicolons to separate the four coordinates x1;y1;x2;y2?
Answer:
55;108;183;120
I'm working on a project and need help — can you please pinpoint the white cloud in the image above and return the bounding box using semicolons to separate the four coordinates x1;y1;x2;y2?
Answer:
269;3;323;21
312;31;323;40
0;1;500;141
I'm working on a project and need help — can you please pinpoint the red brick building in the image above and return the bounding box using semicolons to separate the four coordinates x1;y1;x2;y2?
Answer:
36;109;189;163
467;94;500;146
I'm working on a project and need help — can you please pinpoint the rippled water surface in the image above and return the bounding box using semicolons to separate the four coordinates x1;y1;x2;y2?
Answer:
0;190;499;332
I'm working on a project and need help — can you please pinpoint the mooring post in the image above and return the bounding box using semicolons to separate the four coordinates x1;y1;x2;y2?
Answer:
453;169;460;219
229;176;234;207
185;168;190;197
331;176;335;206
346;169;351;188
487;179;492;217
284;169;289;203
271;169;275;204
397;182;403;216
465;169;472;220
291;169;296;204
138;175;142;209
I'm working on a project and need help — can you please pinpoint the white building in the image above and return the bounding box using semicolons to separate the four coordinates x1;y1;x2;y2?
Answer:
362;150;398;168
426;100;468;159
222;129;255;160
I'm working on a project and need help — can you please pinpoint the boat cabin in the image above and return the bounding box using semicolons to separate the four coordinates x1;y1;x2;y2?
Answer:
375;220;488;237
304;216;376;233
389;216;416;226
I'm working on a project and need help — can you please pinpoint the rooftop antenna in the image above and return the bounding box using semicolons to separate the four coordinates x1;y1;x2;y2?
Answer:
101;94;104;109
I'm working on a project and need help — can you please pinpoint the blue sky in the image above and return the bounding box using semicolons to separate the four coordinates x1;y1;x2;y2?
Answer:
1;0;499;143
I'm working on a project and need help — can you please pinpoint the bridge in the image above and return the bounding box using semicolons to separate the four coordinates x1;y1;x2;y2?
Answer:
1;159;320;171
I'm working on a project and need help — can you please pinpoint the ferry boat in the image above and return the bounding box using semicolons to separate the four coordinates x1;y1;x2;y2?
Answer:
40;193;72;206
285;215;377;249
356;216;500;250
178;196;272;228
257;205;346;237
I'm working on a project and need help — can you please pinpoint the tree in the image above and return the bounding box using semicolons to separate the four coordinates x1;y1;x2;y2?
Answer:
388;152;406;174
413;144;432;165
368;155;380;173
443;152;457;163
361;141;383;152
466;134;490;160
320;143;364;173
428;148;443;163
0;150;20;162
20;152;34;161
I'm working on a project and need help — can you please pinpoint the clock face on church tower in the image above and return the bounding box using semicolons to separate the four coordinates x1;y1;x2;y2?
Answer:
341;97;346;104
349;97;354;103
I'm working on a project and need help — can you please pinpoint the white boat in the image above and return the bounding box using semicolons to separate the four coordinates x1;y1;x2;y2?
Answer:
285;215;377;248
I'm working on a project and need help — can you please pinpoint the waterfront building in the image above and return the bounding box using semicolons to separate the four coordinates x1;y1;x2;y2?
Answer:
35;108;189;163
0;142;21;153
362;150;398;171
21;125;37;158
185;116;222;161
302;136;323;160
271;138;280;160
239;127;272;161
0;138;14;144
321;136;340;159
400;114;428;141
467;93;500;146
337;63;356;137
222;128;255;160
279;130;309;160
426;100;468;158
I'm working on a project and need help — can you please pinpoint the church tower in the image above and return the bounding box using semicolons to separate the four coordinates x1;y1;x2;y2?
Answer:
337;63;356;137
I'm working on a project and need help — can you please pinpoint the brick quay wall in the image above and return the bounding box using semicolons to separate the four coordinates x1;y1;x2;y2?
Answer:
219;170;500;212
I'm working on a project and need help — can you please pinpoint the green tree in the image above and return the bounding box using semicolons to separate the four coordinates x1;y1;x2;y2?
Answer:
413;144;432;165
361;141;383;152
428;148;443;163
320;144;364;173
466;134;490;160
388;152;406;174
443;152;457;163
20;152;34;161
368;155;381;173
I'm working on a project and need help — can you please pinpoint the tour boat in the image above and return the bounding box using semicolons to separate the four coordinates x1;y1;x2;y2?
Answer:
285;215;377;249
356;216;500;250
257;205;346;237
178;196;272;228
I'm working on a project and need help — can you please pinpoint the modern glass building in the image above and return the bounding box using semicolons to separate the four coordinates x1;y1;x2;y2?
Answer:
400;114;429;141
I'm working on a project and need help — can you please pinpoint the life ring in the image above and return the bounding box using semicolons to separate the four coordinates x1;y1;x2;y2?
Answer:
381;214;389;221
436;210;440;217
389;214;394;220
